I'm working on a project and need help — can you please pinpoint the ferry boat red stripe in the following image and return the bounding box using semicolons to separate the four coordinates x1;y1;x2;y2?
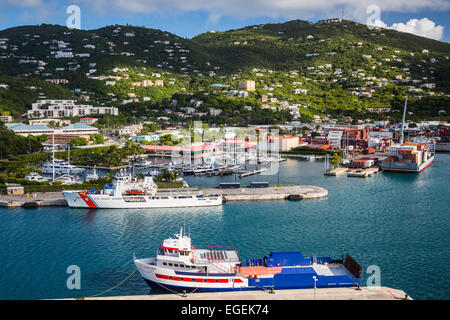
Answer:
160;246;191;253
78;193;97;208
155;273;230;283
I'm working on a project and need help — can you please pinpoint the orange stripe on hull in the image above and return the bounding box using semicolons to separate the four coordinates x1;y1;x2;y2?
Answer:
239;266;282;276
383;159;433;173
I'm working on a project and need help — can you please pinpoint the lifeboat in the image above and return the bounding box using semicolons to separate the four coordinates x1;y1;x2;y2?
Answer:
125;189;145;195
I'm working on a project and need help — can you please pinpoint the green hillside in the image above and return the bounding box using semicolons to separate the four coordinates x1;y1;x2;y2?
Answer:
0;19;449;124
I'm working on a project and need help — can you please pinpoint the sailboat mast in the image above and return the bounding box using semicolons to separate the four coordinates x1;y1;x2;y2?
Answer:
400;95;408;144
68;143;71;176
52;132;55;182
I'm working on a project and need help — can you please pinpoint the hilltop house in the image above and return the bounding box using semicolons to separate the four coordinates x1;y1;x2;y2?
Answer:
238;80;256;91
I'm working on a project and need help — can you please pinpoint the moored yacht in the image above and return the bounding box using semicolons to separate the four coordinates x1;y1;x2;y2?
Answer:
24;172;50;182
85;167;99;182
41;159;85;175
53;174;83;185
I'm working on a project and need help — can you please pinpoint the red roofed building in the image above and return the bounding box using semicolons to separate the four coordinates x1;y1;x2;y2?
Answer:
309;138;331;149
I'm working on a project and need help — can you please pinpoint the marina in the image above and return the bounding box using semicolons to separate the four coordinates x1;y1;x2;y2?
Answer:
346;167;380;178
0;185;328;208
0;156;449;300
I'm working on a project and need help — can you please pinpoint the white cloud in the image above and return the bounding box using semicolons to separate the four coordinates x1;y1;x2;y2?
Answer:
369;17;444;40
5;0;447;41
391;18;444;40
71;0;450;22
4;0;44;8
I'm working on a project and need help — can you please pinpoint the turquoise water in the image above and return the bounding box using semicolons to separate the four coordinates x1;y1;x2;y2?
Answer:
0;154;449;300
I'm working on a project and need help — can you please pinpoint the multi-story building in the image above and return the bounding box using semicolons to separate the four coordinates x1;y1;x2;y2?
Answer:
154;79;164;87
28;118;71;126
238;80;256;91
27;100;118;118
0;115;13;123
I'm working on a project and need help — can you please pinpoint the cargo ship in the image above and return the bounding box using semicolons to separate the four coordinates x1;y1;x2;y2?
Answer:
382;141;435;173
134;228;362;293
63;170;222;208
381;95;435;173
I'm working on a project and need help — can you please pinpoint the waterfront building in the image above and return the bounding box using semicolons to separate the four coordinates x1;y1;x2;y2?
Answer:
6;185;24;195
266;135;302;151
5;123;54;136
327;131;343;148
58;123;98;136
309;138;332;149
142;143;217;161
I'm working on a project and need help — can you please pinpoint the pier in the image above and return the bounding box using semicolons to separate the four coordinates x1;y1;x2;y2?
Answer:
324;166;381;178
0;185;328;208
63;286;411;300
347;167;380;178
215;185;328;201
324;167;348;176
239;167;268;178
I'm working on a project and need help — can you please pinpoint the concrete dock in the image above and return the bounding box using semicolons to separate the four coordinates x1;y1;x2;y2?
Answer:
70;287;411;300
0;192;67;208
0;185;328;208
239;167;268;178
347;167;380;178
324;167;348;176
213;185;328;201
325;166;381;178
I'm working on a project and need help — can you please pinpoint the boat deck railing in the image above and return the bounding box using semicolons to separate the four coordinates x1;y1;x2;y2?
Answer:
241;256;338;267
192;246;240;263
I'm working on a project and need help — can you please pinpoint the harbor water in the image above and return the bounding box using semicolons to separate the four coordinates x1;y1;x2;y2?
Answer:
0;154;449;300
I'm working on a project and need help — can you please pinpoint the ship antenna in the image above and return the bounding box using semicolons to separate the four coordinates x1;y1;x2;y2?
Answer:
400;95;408;144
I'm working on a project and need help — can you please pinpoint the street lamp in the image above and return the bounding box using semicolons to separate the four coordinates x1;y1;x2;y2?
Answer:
313;276;318;300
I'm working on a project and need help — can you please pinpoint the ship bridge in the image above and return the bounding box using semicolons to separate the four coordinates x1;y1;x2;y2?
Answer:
159;228;192;255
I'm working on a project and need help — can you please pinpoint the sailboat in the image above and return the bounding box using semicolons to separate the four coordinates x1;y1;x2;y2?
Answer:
43;137;85;176
48;142;84;184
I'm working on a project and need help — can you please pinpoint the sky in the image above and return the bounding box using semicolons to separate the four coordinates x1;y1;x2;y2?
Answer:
0;0;449;42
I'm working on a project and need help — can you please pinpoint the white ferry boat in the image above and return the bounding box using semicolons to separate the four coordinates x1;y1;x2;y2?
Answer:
63;170;222;208
134;228;362;293
41;159;85;175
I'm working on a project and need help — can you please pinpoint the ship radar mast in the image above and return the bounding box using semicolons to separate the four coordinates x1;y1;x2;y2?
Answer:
400;95;408;144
